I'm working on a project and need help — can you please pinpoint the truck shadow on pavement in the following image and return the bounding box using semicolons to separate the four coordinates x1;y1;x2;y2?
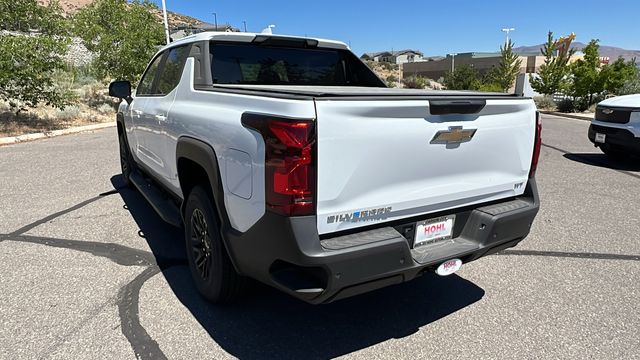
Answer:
111;175;486;359
563;153;640;173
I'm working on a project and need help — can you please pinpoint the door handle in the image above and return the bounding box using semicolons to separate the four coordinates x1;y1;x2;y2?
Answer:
132;109;143;118
155;114;167;121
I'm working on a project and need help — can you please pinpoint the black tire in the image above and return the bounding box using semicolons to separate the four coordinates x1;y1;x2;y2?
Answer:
600;144;625;160
184;185;243;303
118;131;134;187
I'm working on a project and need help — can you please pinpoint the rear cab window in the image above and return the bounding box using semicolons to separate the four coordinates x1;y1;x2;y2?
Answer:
210;42;385;87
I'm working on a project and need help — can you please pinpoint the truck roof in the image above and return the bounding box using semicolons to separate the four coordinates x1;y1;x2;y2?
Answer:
162;31;350;52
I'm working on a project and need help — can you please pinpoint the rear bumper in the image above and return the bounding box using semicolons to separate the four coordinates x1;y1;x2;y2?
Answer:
589;124;640;153
225;179;540;304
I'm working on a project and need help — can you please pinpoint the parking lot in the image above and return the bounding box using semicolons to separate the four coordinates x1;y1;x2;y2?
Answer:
1;114;639;359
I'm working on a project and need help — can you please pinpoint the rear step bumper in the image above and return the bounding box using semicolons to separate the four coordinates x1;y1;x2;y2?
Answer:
225;179;540;304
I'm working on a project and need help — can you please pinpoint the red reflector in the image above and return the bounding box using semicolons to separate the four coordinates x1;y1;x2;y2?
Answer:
242;114;316;216
529;111;542;178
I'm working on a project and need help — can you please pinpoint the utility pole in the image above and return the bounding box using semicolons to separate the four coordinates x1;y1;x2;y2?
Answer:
448;53;458;72
160;0;170;44
501;27;515;43
243;20;247;32
212;12;218;30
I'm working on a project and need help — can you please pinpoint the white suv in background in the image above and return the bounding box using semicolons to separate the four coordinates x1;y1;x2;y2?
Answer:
589;94;640;158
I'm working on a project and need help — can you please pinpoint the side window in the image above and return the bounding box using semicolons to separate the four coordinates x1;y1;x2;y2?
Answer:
137;54;164;96
156;45;190;95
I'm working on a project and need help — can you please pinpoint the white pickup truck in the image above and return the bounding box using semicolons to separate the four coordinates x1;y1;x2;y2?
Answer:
109;32;541;304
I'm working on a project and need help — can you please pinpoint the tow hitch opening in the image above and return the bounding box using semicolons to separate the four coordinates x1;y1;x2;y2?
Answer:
436;259;463;276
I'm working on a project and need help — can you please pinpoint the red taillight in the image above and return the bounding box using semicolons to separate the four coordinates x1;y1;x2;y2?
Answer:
242;114;316;216
529;111;542;178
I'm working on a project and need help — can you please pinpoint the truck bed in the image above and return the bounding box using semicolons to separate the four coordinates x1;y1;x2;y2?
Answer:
211;84;524;99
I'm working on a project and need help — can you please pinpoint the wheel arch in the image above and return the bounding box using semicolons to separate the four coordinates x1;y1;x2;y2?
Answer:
176;136;243;273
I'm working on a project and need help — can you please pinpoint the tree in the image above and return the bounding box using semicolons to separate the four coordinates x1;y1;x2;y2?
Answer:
616;71;640;95
443;64;481;90
599;57;638;94
569;39;604;109
0;0;70;112
74;0;165;83
488;39;522;92
530;31;575;95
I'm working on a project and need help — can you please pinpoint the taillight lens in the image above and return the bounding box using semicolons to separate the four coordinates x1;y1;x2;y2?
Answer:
529;111;542;178
242;114;316;216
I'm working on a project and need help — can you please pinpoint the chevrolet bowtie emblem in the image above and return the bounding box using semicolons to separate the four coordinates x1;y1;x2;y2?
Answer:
431;126;477;144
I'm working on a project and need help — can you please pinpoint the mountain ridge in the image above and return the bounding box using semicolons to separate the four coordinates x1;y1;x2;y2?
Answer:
514;42;639;62
37;0;205;28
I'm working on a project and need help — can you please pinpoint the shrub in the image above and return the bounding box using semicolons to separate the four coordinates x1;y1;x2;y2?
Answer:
69;64;100;87
364;60;376;70
54;105;81;120
533;96;556;110
617;74;640;95
97;103;114;114
443;65;480;90
476;82;504;92
378;62;398;71
403;76;429;89
73;71;99;87
79;82;109;106
556;98;576;113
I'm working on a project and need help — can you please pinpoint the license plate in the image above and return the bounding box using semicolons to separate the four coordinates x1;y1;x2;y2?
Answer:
414;215;455;248
595;133;606;143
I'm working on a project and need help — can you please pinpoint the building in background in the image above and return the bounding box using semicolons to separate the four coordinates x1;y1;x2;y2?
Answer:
403;51;586;81
361;50;424;64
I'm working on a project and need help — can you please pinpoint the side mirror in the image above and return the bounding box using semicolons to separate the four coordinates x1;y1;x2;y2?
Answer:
109;80;133;104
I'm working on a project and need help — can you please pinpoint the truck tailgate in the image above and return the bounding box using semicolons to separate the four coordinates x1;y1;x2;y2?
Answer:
315;97;536;235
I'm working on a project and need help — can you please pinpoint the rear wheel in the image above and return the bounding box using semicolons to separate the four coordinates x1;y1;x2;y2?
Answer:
118;131;134;187
184;185;243;303
600;144;625;160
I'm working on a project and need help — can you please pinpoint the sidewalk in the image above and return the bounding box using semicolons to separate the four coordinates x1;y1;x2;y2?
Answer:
539;111;594;121
0;122;115;146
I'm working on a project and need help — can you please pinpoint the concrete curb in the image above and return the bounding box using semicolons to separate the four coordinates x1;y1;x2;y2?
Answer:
0;122;116;146
540;111;593;122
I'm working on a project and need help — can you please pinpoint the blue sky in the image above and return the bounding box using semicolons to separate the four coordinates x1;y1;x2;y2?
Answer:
153;0;640;56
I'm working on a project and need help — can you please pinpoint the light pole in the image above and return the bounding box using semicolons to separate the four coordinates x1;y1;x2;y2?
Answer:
160;0;170;44
501;27;515;43
448;53;458;73
212;12;218;30
243;21;247;32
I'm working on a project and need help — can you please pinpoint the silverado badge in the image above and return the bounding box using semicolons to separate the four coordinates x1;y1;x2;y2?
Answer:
430;126;477;145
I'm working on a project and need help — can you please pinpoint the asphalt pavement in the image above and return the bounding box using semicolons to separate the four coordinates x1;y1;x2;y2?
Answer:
1;114;638;359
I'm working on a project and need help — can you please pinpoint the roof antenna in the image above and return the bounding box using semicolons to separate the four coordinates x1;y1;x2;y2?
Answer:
261;24;276;34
